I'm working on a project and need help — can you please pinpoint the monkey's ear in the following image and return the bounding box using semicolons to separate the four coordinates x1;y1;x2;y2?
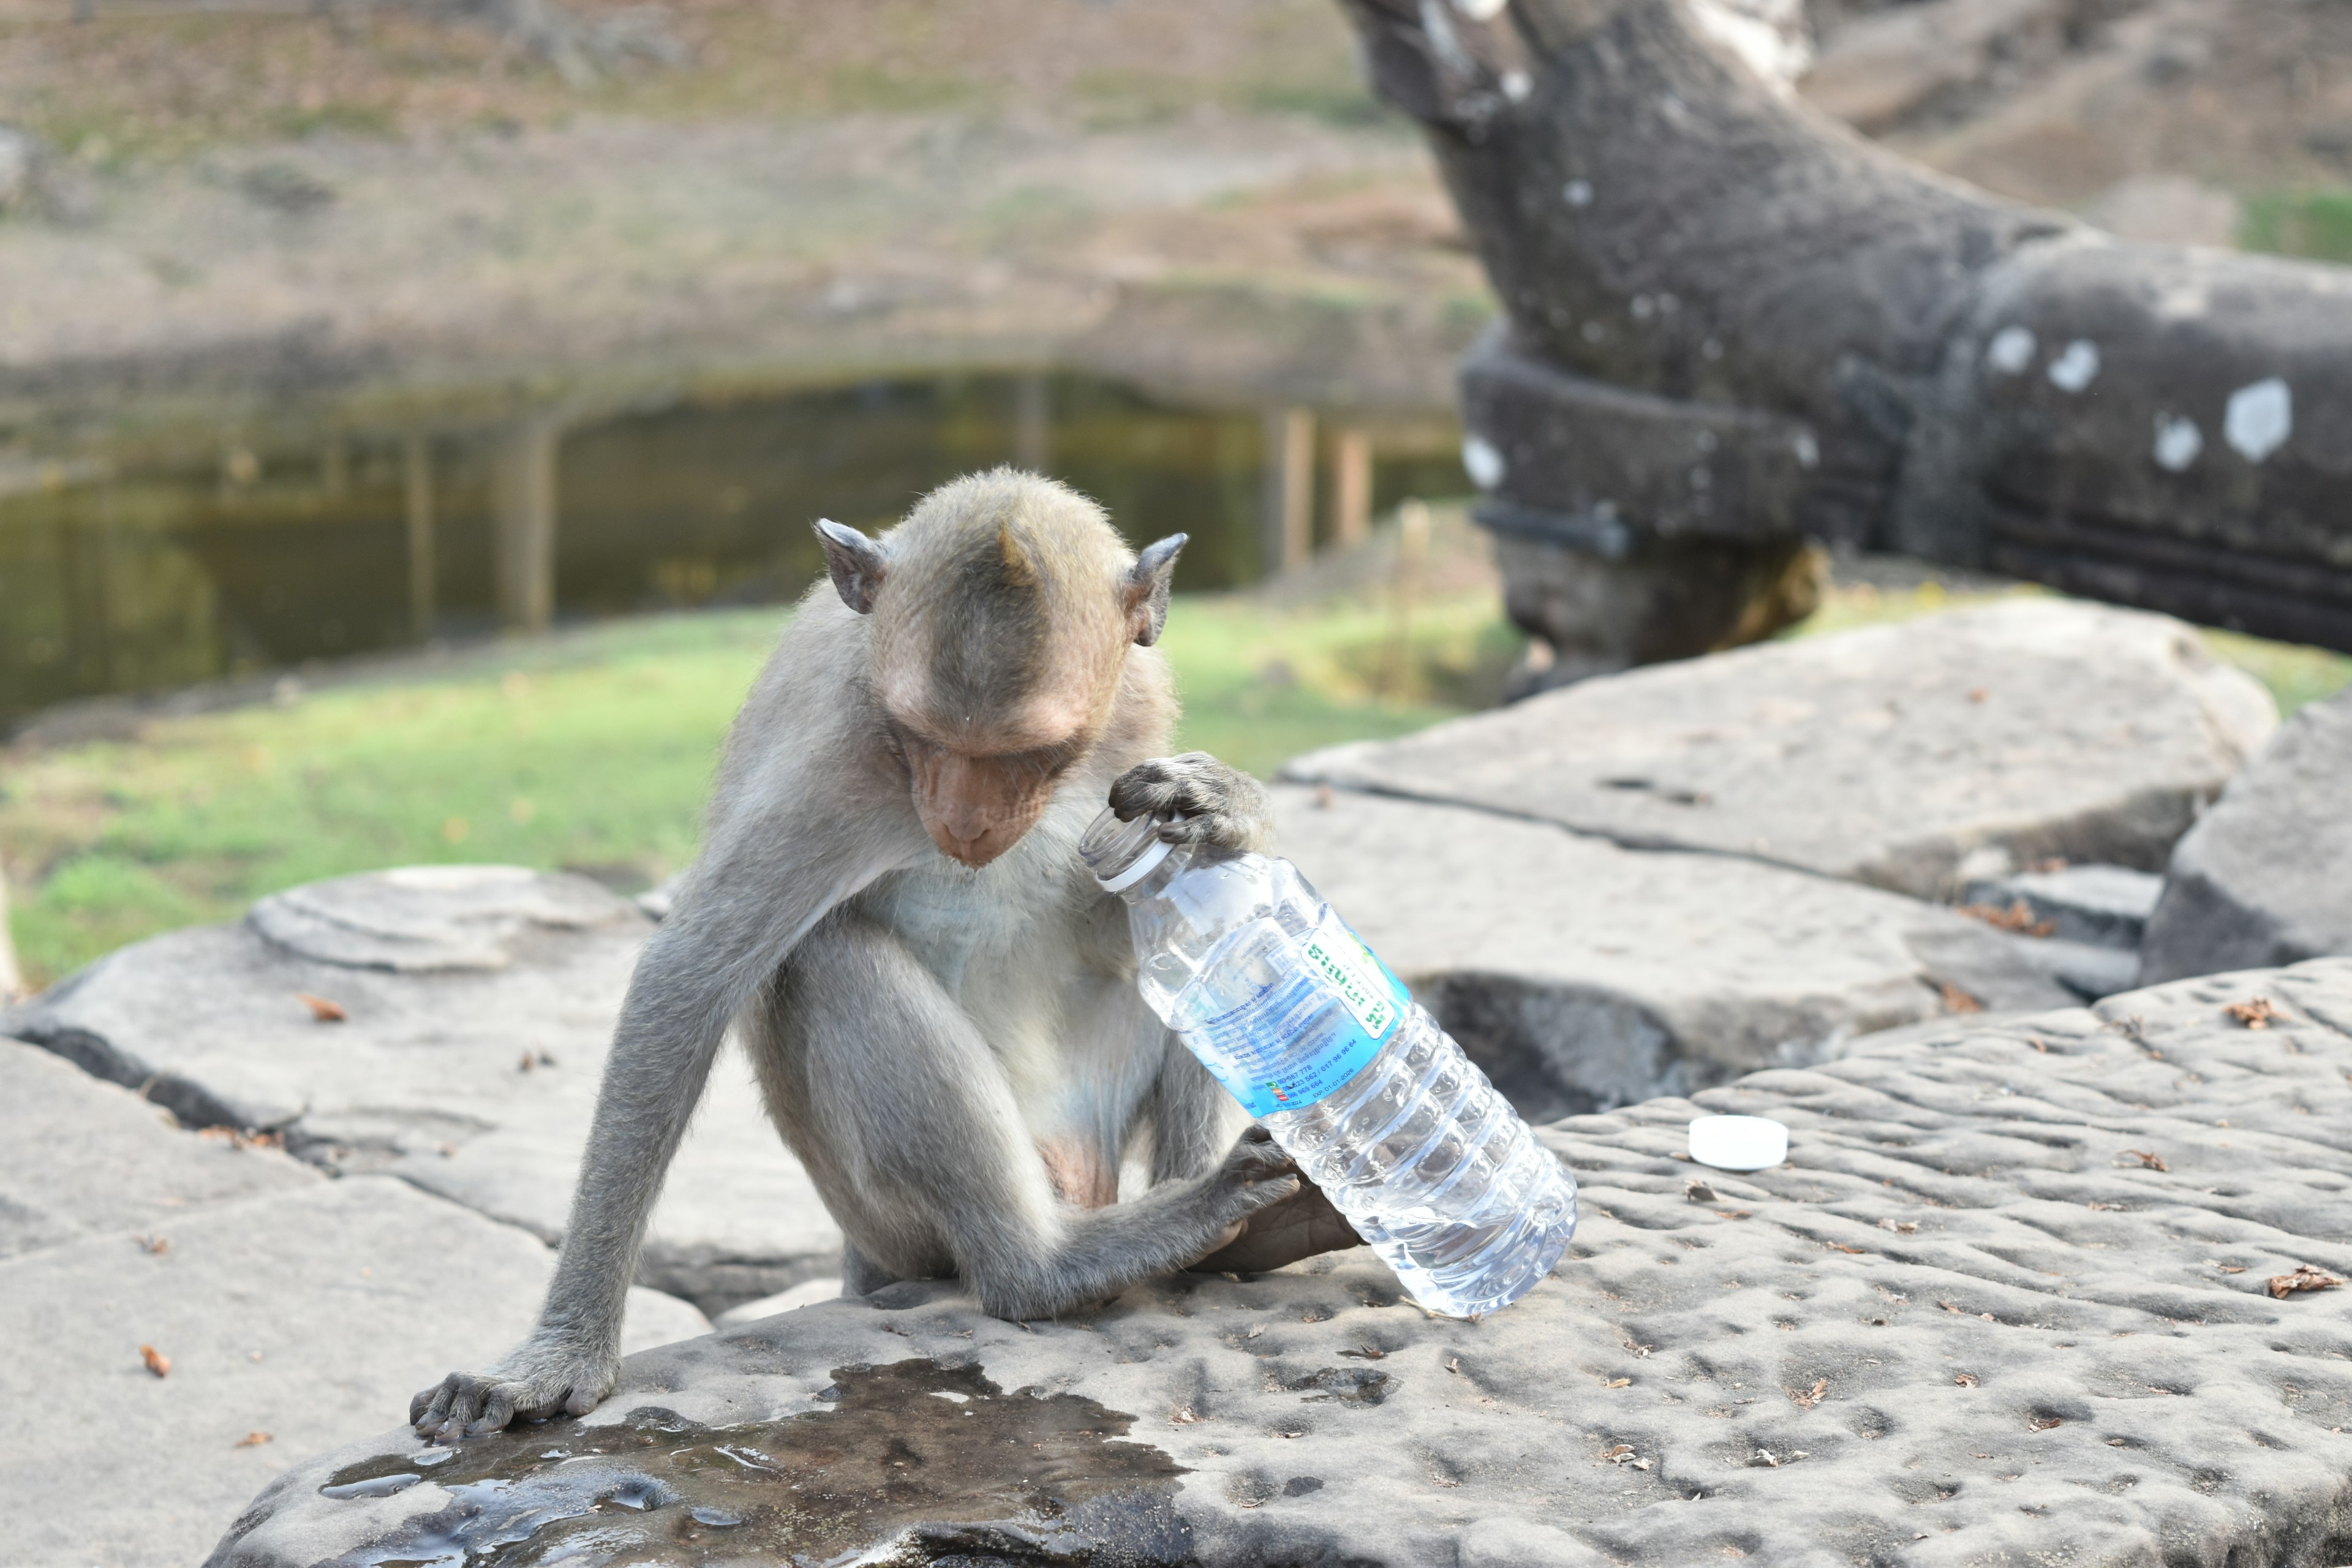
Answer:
813;519;888;615
1123;533;1186;647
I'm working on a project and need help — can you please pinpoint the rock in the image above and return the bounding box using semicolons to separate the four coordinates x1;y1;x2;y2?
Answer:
714;1276;848;1327
1272;785;2077;1121
0;868;842;1315
1961;862;2164;950
206;960;2352;1568
2139;690;2352;984
0;1046;707;1568
0;1038;315;1259
1285;601;2276;899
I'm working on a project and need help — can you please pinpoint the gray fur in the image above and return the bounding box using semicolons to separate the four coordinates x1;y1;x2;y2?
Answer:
1109;751;1279;853
410;478;1331;1442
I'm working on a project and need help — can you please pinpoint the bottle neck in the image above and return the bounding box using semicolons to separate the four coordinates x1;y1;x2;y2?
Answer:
1077;804;1193;902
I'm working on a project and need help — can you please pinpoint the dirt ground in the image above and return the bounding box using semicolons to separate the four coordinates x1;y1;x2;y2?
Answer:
1;0;2346;461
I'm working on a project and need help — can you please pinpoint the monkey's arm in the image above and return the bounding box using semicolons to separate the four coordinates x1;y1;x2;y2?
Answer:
413;652;918;1439
1107;752;1275;854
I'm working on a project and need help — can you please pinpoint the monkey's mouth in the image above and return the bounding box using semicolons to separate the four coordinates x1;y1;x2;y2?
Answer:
918;794;1052;869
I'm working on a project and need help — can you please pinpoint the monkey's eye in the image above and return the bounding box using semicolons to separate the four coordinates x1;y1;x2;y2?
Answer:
998;741;1083;782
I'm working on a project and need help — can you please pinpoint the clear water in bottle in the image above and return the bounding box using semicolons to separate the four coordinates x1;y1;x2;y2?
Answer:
1079;809;1576;1317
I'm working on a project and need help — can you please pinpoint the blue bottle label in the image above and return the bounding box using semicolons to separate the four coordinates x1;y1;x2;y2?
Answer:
1184;909;1409;1118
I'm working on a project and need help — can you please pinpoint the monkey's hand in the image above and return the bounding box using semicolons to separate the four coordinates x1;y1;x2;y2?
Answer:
1193;1174;1364;1275
1109;752;1275;854
409;1332;616;1441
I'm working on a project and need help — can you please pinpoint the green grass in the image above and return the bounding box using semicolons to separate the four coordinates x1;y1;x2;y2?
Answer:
0;590;1513;990
9;575;2342;994
2241;189;2352;266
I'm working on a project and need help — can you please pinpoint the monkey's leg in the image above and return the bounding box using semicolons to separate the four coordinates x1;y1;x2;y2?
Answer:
783;913;1302;1321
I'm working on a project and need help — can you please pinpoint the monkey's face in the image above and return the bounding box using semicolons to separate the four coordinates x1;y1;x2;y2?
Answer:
895;723;1090;869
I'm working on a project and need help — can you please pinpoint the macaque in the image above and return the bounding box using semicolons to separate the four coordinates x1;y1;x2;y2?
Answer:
413;469;1357;1440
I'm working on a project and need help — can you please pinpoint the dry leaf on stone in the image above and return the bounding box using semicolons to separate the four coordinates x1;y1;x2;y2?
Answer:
1602;1377;1632;1389
1715;1209;1752;1220
1791;1379;1827;1408
235;1431;273;1447
1338;1344;1386;1360
1954;1374;1980;1387
1958;900;2056;938
140;1344;171;1378
1939;983;1985;1014
1876;1218;1918;1234
1169;1406;1200;1425
1684;1177;1720;1203
132;1232;168;1253
2267;1265;2345;1299
2124;1150;2170;1172
295;992;348;1022
2029;1415;2063;1431
2225;998;2283;1029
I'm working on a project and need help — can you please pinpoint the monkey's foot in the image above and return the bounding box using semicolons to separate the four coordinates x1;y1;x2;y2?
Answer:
1109;752;1274;853
409;1340;617;1441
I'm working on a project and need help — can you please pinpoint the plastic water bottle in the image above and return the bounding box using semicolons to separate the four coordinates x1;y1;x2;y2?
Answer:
1080;808;1577;1317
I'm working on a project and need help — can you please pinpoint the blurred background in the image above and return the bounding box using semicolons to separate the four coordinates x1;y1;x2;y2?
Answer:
2;0;2348;990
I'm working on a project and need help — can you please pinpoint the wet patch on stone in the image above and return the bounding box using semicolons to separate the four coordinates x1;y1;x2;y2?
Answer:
320;1358;1189;1567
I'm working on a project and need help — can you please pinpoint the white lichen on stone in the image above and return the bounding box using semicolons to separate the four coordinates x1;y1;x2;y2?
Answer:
1452;0;1510;18
2224;377;2293;463
1792;431;1820;469
1686;0;1812;91
2047;339;2100;393
1501;70;1532;102
1461;435;1506;489
2152;415;2203;473
1562;179;1594;208
1985;326;2037;375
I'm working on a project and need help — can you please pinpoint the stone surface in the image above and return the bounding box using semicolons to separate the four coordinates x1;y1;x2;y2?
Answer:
0;1042;708;1568
0;867;842;1314
1285;601;2276;899
206;960;2352;1568
2141;690;2352;985
1272;785;2075;1119
1961;862;2164;951
0;1036;315;1259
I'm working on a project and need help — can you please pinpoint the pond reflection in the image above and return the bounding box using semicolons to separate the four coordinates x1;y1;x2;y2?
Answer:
0;372;1464;726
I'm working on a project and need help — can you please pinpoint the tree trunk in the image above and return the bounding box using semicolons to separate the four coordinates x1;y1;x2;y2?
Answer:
1338;0;2352;677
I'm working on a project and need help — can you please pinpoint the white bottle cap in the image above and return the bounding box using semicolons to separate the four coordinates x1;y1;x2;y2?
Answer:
1689;1115;1787;1171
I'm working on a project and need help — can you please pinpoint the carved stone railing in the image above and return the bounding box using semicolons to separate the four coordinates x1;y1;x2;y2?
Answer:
1336;0;2352;687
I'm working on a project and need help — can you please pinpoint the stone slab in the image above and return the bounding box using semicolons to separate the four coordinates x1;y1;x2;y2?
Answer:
1961;862;2163;950
0;1036;317;1260
0;1174;707;1568
1284;600;2277;899
0;867;843;1315
2140;689;2352;985
1273;785;2079;1119
206;960;2352;1568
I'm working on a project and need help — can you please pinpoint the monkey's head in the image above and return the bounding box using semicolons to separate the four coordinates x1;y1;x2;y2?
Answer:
815;469;1185;870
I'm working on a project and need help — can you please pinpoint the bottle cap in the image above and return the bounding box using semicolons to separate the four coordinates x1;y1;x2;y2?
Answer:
1689;1115;1787;1171
1078;805;1175;892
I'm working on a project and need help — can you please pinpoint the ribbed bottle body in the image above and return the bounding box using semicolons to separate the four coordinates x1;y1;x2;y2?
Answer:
1118;845;1575;1319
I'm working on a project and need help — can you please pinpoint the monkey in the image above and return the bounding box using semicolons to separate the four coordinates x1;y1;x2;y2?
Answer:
412;469;1360;1441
